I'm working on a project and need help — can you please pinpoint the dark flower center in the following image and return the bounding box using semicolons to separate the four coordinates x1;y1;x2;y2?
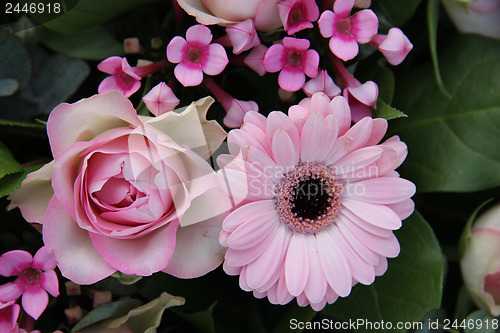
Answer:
276;163;343;234
187;48;202;62
291;178;331;220
338;18;352;35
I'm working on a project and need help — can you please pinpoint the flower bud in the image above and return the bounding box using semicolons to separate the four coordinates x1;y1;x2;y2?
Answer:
461;203;500;315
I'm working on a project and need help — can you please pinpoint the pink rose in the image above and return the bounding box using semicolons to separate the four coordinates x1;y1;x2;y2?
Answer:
176;0;283;32
9;91;230;284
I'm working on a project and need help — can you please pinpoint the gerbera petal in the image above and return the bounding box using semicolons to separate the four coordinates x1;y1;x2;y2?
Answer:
225;226;277;267
342;221;400;258
325;117;373;164
227;209;279;250
333;146;383;178
330;95;351;136
344;177;416;204
276;266;295;304
22;285;48;320
336;214;380;265
0;251;32;277
387;199;415;220
340;209;393;237
272;130;298;170
303;234;328;304
266;111;300;155
222;200;276;232
330;33;359;61
200;43;229;75
333;230;375;285
284;232;310;296
245;225;291;290
351;9;378;43
364;118;388;147
342;198;402;230
300;112;326;162
174;62;203;87
317;228;352;297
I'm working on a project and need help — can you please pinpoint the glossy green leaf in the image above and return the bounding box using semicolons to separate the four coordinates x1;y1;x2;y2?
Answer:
72;298;142;333
42;0;162;34
0;163;44;198
374;99;407;121
322;211;444;333
42;25;124;60
0;141;23;180
0;31;31;89
378;0;424;26
390;35;500;193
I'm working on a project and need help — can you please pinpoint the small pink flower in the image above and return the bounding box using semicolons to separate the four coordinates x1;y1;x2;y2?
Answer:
303;70;341;98
98;57;142;98
142;82;180;116
263;37;319;92
217;92;415;310
278;0;320;35
370;28;413;66
244;44;268;76
226;19;260;55
318;0;378;61
167;25;229;87
0;300;20;333
0;247;59;320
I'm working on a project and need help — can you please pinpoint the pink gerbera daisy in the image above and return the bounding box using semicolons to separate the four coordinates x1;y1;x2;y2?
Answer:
217;92;415;310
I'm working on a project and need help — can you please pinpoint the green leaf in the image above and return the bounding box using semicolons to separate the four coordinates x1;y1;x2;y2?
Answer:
390;35;500;193
42;0;163;34
374;99;407;120
72;298;142;333
0;141;22;180
413;308;447;333
0;79;19;97
459;199;494;258
378;0;424;26
0;163;44;198
322;211;444;333
42;25;124;60
174;303;217;333
427;0;451;98
0;119;46;137
111;271;143;285
464;310;499;333
0;31;31;89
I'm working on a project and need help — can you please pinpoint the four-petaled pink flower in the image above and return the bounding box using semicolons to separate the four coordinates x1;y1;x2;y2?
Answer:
97;57;142;98
226;19;261;55
0;247;59;320
303;70;341;99
217;92;415;310
167;24;229;87
318;0;378;61
263;37;319;92
278;0;320;35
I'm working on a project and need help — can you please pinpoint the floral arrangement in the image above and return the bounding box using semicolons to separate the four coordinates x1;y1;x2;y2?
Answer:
0;0;500;332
